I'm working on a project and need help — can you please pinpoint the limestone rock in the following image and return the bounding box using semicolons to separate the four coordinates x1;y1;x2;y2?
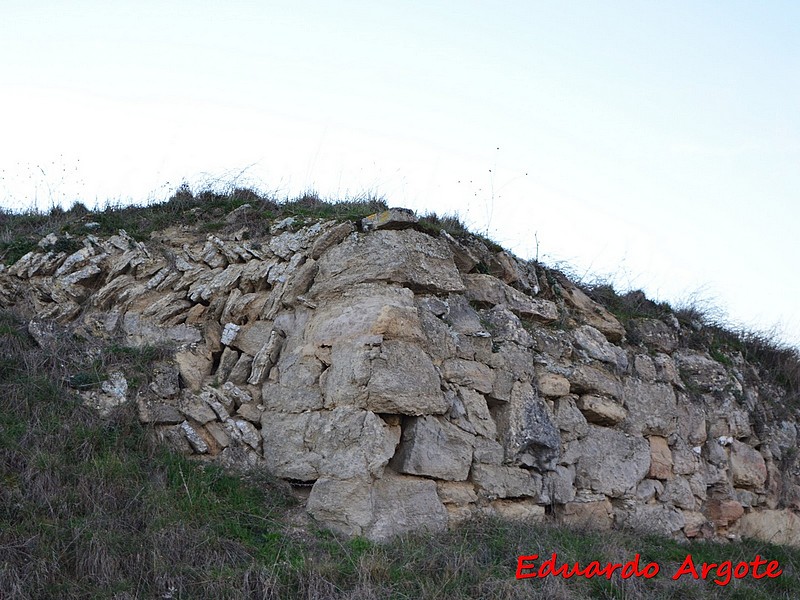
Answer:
682;510;710;538
654;353;681;385
307;283;419;345
558;281;625;342
437;481;478;505
615;504;685;537
472;437;505;465
122;312;201;346
442;294;484;334
310;229;464;297
248;329;285;385
630;318;678;354
309;221;354;259
174;345;214;392
493;381;560;469
706;498;744;527
571;426;650;498
542;465;576;504
734;509;800;547
137;397;183;424
481;305;534;346
730;441;767;488
633;354;657;381
487;499;545;521
636;479;664;502
675;351;729;393
471;464;541;500
260;407;400;480
307;472;448;542
366;340;448;415
621;379;677;436
180;420;210;454
536;371;570;398
441;358;494;394
576;395;627;426
568;364;622;399
178;392;218;424
648;436;673;480
558;499;613;530
552;396;589;442
456;387;497;439
660;476;696;510
392;416;474;481
572;325;627;369
462;274;557;322
439;229;480;273
361;207;418;231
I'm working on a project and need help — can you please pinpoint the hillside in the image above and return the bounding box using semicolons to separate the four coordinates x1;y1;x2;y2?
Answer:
1;188;800;599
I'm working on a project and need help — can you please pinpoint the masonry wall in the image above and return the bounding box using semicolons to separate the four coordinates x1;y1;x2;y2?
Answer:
2;207;798;544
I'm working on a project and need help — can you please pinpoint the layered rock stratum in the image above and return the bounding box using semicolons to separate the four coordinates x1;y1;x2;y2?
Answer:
2;205;798;545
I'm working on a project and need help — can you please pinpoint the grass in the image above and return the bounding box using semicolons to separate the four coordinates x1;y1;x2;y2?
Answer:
2;305;800;599
577;280;800;408
418;211;505;253
0;185;389;265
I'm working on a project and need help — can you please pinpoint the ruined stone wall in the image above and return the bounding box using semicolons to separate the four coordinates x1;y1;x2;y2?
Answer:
2;207;799;545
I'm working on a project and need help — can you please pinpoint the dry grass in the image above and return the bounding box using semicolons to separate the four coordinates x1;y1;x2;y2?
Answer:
0;185;388;265
578;280;800;408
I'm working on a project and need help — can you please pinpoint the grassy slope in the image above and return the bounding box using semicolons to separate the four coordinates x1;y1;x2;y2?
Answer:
1;188;800;599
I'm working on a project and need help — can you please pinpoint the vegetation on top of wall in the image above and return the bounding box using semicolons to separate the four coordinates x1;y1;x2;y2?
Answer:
417;211;505;253
0;185;388;265
580;280;800;407
2;186;797;405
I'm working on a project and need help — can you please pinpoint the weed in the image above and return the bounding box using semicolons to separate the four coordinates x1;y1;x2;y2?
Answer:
418;211;505;252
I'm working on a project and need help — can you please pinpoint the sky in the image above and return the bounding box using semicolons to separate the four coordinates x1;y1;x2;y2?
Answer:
1;1;799;347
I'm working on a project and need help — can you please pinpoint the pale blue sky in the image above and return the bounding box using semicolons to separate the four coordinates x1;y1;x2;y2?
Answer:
1;1;798;345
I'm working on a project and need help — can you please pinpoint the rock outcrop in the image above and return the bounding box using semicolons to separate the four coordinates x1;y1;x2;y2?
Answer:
1;206;798;545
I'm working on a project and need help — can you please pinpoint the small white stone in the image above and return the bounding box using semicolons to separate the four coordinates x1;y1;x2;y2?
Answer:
221;322;241;346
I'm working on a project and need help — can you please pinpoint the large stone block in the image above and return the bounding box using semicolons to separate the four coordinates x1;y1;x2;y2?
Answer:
552;395;589;443
572;426;650;498
572;325;627;369
629;318;678;354
615;504;685;537
367;340;448;415
441;358;494;394
462;274;557;322
309;229;465;297
730;441;767;488
558;281;625;342
392;416;474;481
734;509;800;547
621;379;677;436
648;435;673;480
493;381;560;469
471;463;541;500
307;473;448;541
558;499;613;530
675;351;729;393
568;364;622;399
576;394;627;426
260;407;400;481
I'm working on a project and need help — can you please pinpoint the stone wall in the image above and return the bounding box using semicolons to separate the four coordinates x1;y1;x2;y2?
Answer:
2;207;799;544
